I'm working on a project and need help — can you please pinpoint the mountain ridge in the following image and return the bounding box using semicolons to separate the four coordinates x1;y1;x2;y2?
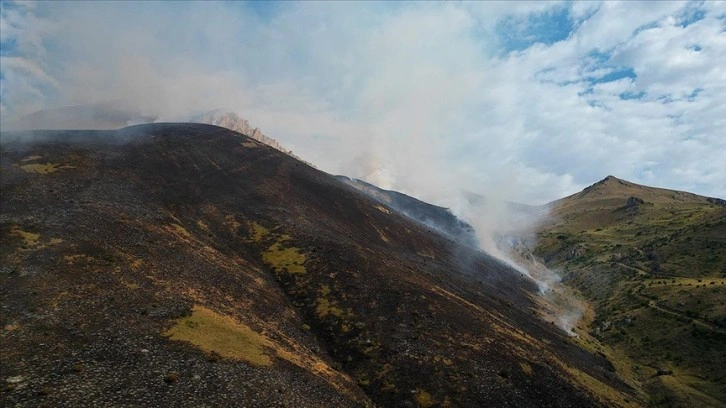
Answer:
534;174;726;407
556;175;724;206
1;123;636;407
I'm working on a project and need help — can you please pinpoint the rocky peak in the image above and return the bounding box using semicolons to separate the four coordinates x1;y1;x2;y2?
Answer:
192;109;290;155
596;175;629;186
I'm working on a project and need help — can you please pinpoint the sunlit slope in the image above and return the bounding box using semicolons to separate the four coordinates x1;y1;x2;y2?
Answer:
1;125;637;407
535;175;726;407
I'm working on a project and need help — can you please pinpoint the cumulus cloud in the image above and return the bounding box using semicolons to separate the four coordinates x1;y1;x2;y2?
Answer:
1;0;724;205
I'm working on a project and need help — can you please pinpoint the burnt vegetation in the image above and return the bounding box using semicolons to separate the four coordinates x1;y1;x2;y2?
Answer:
2;124;636;407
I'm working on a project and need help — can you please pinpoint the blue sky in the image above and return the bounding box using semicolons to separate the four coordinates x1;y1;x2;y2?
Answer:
1;1;724;205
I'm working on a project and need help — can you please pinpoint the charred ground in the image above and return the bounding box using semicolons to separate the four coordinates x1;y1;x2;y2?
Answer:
1;124;636;407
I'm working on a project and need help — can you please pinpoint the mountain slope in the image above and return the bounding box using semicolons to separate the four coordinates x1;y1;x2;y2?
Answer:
192;109;294;157
2;102;157;130
535;175;726;407
334;176;479;248
4;104;296;159
1;124;636;407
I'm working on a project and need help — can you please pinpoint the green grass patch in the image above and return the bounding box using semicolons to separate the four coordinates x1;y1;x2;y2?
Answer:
413;389;435;408
10;226;41;247
315;285;345;319
249;221;269;242
164;305;272;366
263;241;306;274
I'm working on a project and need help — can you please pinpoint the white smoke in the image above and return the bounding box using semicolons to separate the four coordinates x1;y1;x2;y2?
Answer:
432;189;585;335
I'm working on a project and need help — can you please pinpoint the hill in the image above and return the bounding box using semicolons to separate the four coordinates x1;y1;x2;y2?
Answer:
534;175;726;407
334;176;479;248
2;103;157;131
4;104;294;160
1;124;636;407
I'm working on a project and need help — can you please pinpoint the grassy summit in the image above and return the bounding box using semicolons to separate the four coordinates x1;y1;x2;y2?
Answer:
535;175;726;407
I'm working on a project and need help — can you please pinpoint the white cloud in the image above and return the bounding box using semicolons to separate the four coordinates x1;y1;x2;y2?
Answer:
0;0;724;205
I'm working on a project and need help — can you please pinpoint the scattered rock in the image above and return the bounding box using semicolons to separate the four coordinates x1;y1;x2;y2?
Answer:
164;371;179;384
655;369;673;377
625;196;644;208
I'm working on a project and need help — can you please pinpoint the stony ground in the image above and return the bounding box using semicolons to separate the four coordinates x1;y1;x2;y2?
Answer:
2;124;639;407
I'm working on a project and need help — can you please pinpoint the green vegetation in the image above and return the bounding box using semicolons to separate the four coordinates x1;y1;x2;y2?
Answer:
252;224;380;380
15;155;76;174
8;225;62;251
535;177;726;406
263;241;306;274
10;226;40;247
413;389;435;408
315;285;345;319
164;305;272;366
249;221;269;242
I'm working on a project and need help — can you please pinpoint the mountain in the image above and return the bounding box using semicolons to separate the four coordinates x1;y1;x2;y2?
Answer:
1;102;157;131
534;175;726;407
4;104;297;161
334;176;480;248
1;124;636;407
192;109;298;159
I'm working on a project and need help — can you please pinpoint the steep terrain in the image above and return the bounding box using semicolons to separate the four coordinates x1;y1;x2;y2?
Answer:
335;176;479;248
1;124;636;407
535;176;726;407
192;109;296;158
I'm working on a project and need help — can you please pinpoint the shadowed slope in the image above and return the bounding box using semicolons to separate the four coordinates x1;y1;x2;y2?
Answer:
2;124;636;407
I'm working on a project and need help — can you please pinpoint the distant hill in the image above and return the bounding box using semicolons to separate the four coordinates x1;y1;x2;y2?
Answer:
0;124;636;407
1;102;157;130
535;175;726;407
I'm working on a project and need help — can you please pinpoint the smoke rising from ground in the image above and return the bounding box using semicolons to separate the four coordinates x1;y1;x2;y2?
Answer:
0;1;597;332
4;2;725;203
452;194;585;334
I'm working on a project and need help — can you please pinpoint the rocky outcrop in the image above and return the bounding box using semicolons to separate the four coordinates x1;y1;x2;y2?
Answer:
566;245;586;260
625;196;644;208
192;109;297;158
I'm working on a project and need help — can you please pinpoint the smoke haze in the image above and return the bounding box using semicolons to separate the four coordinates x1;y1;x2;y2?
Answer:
4;1;725;205
3;1;722;332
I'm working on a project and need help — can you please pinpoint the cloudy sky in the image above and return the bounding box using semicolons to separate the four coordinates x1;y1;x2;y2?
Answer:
1;1;724;205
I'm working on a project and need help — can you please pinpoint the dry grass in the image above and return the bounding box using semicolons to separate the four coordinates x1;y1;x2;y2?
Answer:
196;220;209;231
165;305;272;366
561;364;641;408
17;163;75;174
374;226;389;243
165;305;363;398
413;389;435;408
21;155;43;162
315;285;344;319
170;224;192;239
537;176;726;405
249;221;269;242
10;226;40;247
263;242;306;274
224;215;241;231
